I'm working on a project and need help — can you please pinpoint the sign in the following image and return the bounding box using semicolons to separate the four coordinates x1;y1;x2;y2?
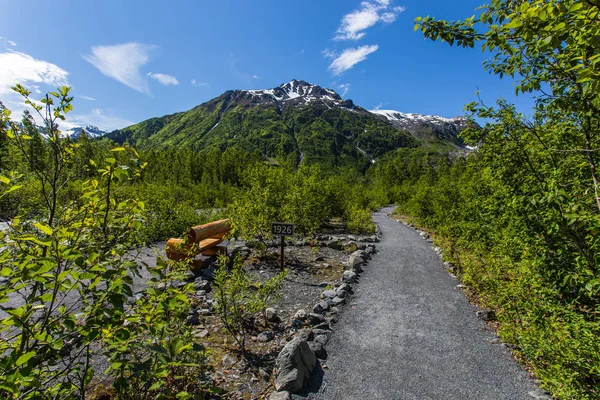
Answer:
271;222;294;237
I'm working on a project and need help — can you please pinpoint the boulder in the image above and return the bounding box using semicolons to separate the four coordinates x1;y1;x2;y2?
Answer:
274;339;317;393
294;328;314;342
308;313;325;325
342;270;357;283
347;252;365;268
265;307;279;322
314;334;329;346
307;341;327;359
321;289;337;299
194;279;211;292
313;300;330;314
331;296;345;306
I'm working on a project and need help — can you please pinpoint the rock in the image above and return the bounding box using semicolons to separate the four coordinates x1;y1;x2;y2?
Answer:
308;313;325;325
326;240;343;250
293;309;308;321
198;308;211;316
347;235;357;241
194;279;211;292
294;239;307;247
258;330;275;342
259;368;270;380
347;252;366;268
365;245;376;255
269;391;291;400
201;264;217;280
222;353;237;367
314;255;325;262
185;314;200;326
265;307;279;322
330;306;341;314
357;242;368;250
312;328;331;335
307;341;326;359
294;328;314;342
337;283;351;292
274;339;317;393
352;250;370;261
342;270;357;283
335;287;348;298
528;389;553;400
314;334;329;346
476;309;496;321
312;322;331;331
321;289;337;299
331;296;345;306
313;301;330;314
231;245;251;259
196;329;209;338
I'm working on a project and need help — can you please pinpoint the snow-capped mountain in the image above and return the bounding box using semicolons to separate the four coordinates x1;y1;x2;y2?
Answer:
232;79;358;110
370;109;472;147
63;125;109;139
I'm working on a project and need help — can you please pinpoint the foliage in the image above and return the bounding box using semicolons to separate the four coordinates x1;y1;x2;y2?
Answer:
104;256;211;399
0;86;146;398
107;92;417;172
408;2;600;397
212;255;286;354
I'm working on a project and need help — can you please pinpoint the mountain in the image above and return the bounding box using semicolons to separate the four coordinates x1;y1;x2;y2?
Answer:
107;80;469;171
64;125;109;140
369;110;471;148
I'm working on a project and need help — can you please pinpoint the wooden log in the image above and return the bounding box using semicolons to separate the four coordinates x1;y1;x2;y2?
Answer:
166;238;196;260
201;245;227;257
187;219;232;244
197;237;224;252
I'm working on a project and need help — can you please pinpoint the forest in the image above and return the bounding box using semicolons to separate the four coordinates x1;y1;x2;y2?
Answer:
1;0;599;398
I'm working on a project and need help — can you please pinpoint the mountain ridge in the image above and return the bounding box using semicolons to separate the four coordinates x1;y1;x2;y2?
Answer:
106;80;472;170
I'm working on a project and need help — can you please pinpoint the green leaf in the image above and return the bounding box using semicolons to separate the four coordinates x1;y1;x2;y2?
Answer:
34;222;53;236
16;351;36;366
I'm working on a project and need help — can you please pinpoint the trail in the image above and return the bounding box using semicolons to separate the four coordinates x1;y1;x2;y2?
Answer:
302;207;546;400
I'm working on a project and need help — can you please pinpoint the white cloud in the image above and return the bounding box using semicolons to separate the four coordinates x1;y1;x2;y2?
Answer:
0;51;70;95
338;83;350;97
335;1;405;41
191;79;209;87
0;36;17;47
252;75;263;80
328;45;379;75
147;72;179;86
82;42;156;94
61;108;135;131
80;95;96;101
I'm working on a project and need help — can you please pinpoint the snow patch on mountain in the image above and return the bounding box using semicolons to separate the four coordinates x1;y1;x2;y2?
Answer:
243;79;345;107
370;109;467;126
63;125;109;139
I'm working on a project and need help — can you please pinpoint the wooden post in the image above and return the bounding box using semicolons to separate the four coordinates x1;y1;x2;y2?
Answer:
280;235;285;270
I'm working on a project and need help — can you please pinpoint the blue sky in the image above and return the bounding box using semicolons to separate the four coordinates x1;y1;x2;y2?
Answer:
0;0;535;131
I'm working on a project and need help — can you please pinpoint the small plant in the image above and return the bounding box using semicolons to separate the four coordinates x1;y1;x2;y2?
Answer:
213;255;286;354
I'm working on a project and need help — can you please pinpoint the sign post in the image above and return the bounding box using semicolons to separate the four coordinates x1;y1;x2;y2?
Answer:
271;222;294;270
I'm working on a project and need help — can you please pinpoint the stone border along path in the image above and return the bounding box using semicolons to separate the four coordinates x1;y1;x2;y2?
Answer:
291;207;553;400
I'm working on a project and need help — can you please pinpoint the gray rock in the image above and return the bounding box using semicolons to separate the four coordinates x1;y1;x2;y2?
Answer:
314;334;329;346
196;329;209;338
528;389;553;399
274;339;317;393
293;309;308;321
258;330;275;342
295;328;314;342
222;353;237;367
347;253;365;268
347;235;357;241
294;239;307;247
331;296;345;306
476;309;496;321
313;301;330;314
185;314;200;326
326;239;343;250
194;279;211;292
321;289;337;299
308;313;325;325
342;270;357;283
307;341;326;359
201;265;217;280
265;307;279;322
335;287;348;298
313;328;331;335
269;391;291;400
314;255;325;262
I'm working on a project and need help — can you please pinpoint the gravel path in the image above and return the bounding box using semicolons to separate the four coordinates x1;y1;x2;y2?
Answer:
302;207;544;400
